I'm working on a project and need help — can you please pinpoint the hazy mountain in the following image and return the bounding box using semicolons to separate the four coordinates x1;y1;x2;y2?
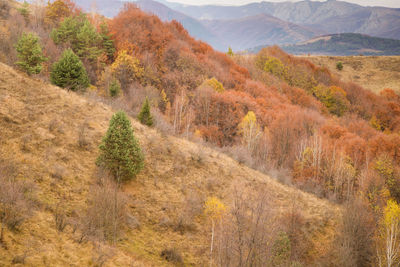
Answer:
204;14;320;51
250;33;400;55
163;0;400;40
135;0;227;50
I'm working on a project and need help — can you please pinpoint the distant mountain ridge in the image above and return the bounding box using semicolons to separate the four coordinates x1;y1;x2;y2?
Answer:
256;33;400;56
161;0;400;41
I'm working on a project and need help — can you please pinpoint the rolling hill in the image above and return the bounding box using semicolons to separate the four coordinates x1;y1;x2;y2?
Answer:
0;63;339;265
251;33;400;56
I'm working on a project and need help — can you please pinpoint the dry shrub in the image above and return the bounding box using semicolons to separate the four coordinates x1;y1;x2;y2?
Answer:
78;120;90;149
21;134;32;152
48;118;62;133
0;0;10;19
80;177;127;243
161;248;183;265
54;204;68;232
12;253;27;265
220;145;254;167
173;190;203;234
216;189;279;266
51;164;66;180
0;161;32;233
153;109;174;135
331;198;375;267
91;244;115;267
191;145;207;164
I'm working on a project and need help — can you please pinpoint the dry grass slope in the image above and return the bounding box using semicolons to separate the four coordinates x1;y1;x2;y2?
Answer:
303;55;400;94
0;62;339;266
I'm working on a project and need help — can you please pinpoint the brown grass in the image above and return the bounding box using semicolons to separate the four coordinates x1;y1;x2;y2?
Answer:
301;55;400;93
0;62;340;266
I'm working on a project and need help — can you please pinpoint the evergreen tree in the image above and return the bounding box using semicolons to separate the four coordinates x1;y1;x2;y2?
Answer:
97;111;144;183
109;79;121;97
50;49;89;91
100;21;115;62
15;33;47;75
51;14;102;62
17;1;30;23
138;97;153;127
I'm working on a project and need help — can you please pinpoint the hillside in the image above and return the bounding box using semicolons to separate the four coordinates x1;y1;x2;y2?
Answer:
0;63;339;265
302;55;400;93
250;33;400;55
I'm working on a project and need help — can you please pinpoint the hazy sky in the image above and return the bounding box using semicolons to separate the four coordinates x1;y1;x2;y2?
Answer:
168;0;400;8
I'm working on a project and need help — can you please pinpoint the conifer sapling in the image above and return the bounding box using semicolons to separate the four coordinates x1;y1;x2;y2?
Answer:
97;111;144;183
138;97;153;127
50;49;89;91
15;33;47;75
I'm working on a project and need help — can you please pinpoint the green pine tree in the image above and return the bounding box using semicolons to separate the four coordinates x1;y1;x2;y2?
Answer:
100;21;115;62
17;1;30;22
50;49;90;91
97;111;144;183
109;79;121;97
51;15;102;62
15;33;47;75
138;97;153;127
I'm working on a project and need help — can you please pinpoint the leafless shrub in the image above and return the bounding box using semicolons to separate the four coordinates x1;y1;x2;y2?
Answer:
173;190;203;234
12;252;27;265
92;244;115;267
153;109;174;135
267;168;293;186
125;213;140;230
48;118;60;133
51;164;66;180
80;177;127;243
191;146;207;164
54;204;68;232
332;198;375;267
220;145;254;167
21;134;32;152
78;120;90;149
0;161;32;232
216;189;279;267
0;0;10;19
161;248;183;265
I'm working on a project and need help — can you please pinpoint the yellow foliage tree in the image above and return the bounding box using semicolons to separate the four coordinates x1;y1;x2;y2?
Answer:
44;0;72;27
204;197;226;267
111;50;143;91
378;200;400;267
370;115;384;131
205;77;225;93
263;57;287;79
238;111;261;153
312;84;349;116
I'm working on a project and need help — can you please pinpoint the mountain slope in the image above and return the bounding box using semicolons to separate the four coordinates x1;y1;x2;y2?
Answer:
164;0;400;40
135;0;227;50
271;33;400;56
204;14;320;51
0;63;339;265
